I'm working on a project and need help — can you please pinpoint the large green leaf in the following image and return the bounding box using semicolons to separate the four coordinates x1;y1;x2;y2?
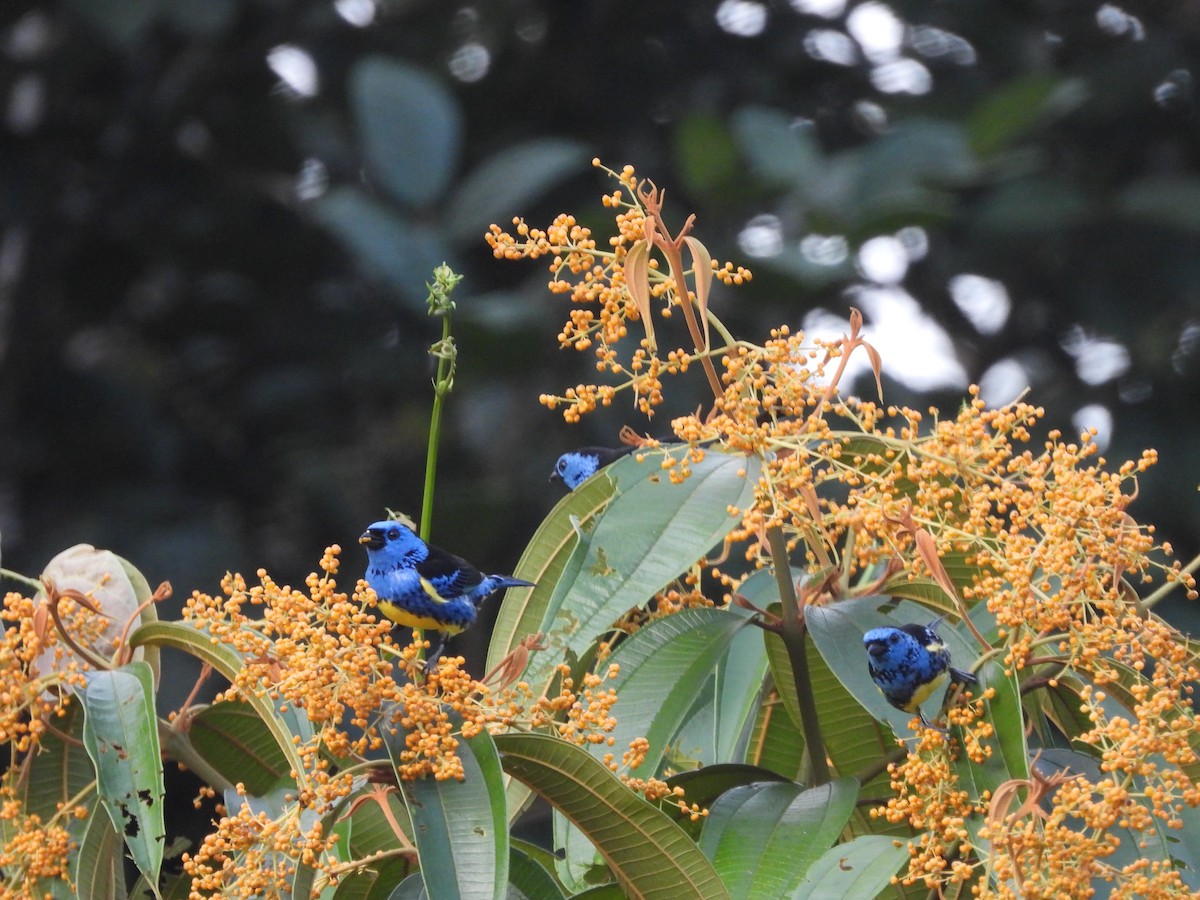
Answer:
129;620;309;785
512;450;759;700
486;467;618;676
698;779;859;899
586;608;754;774
309;187;454;308
495;733;729;900
507;844;567;900
745;694;805;781
186;702;293;795
81;662;165;888
391;728;509;900
713;607;772;764
765;624;895;787
662;764;791;840
731;105;825;191
791;834;909;900
445;139;590;242
72;798;122;900
19;705;94;820
967;75;1085;158
349;56;462;207
330;858;414;900
558;608;754;883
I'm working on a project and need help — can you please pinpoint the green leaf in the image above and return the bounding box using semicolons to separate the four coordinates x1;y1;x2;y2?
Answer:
674;113;740;195
331;858;414;900
20;705;95;820
766;626;894;786
746;696;806;781
349;56;462;207
967;76;1086;158
495;733;728;900
731;105;825;191
486;465;618;676
187;702;294;795
713;604;771;765
130;620;311;787
699;779;859;898
1118;176;1200;233
517;451;759;698
81;662;165;888
392;728;509;900
72;798;123;900
445;139;589;243
337;789;414;862
589;608;753;774
507;843;567;900
558;608;754;881
754;575;893;788
662;764;791;839
791;834;909;900
114;554;161;685
310;187;453;308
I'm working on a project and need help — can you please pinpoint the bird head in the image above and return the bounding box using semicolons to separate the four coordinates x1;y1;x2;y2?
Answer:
864;622;947;661
864;626;903;655
359;520;426;563
550;450;602;490
551;446;636;490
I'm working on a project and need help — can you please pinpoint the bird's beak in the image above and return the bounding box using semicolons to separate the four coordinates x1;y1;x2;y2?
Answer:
359;530;383;549
549;472;561;483
866;642;886;659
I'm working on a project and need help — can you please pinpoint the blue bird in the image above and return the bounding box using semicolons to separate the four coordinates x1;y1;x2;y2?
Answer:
863;621;976;728
550;446;635;490
359;520;534;666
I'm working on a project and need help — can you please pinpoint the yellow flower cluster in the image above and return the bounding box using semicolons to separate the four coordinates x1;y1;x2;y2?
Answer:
183;800;336;899
177;547;627;895
0;806;76;898
499;168;1200;894
0;590;78;754
487;160;750;421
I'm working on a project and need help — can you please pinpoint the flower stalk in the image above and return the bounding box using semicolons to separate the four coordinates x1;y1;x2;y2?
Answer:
420;263;462;543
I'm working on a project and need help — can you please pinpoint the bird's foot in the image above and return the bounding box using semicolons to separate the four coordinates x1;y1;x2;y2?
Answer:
950;667;978;684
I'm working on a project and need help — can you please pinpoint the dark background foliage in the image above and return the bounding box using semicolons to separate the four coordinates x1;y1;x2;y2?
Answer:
3;0;1200;646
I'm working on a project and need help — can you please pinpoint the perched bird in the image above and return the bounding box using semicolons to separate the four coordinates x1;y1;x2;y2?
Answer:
359;520;534;666
550;446;635;490
862;620;976;728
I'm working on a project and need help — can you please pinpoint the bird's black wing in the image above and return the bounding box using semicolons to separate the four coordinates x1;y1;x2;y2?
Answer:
415;544;484;598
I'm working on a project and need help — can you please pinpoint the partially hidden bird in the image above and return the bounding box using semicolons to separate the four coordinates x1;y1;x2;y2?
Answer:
550;446;635;490
862;620;977;728
359;520;534;667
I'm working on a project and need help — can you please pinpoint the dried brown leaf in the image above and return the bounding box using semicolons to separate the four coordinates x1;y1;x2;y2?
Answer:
683;235;714;352
624;239;655;352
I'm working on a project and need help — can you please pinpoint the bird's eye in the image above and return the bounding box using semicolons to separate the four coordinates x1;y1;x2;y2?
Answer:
556;458;568;473
387;528;400;540
888;633;899;643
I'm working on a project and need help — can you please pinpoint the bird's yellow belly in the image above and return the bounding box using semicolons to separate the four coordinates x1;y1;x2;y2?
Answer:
902;669;949;712
377;600;466;634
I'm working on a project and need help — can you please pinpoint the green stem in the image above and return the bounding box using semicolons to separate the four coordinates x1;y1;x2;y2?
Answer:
420;310;453;544
768;525;831;786
0;568;43;591
1139;550;1200;610
160;720;234;793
